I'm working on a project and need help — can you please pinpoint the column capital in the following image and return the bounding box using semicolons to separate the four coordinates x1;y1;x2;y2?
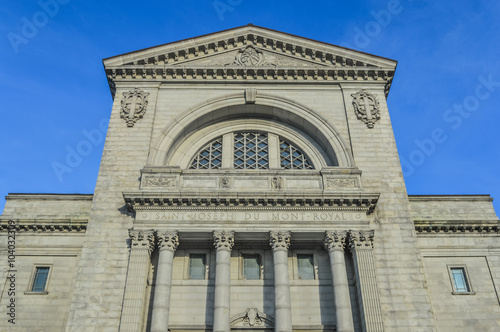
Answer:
129;229;155;253
269;231;291;252
348;229;374;252
157;230;179;253
213;230;235;252
324;230;347;253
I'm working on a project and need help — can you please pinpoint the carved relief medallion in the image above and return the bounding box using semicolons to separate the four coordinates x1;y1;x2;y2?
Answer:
235;46;264;66
351;90;380;128
271;177;284;191
120;88;149;127
219;176;232;189
243;308;263;326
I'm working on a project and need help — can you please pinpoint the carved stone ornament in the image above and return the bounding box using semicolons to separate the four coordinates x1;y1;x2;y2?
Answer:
269;231;291;252
143;176;175;187
120;88;149;127
243;308;263;326
128;229;155;253
213;230;235;251
324;230;347;253
219;176;232;189
348;229;375;252
157;230;179;252
351;90;380;128
235;46;264;66
271;176;284;191
326;178;357;188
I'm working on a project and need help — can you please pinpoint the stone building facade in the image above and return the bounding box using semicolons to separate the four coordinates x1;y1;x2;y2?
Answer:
1;25;499;332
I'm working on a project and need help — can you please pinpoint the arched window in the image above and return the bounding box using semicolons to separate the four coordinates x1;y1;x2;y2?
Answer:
189;137;223;169
189;132;314;170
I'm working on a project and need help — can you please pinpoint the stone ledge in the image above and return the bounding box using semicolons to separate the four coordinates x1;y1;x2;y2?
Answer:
0;219;87;233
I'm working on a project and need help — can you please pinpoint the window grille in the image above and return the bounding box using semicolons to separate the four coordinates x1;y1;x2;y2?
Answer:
280;139;314;169
189;137;223;169
234;133;269;169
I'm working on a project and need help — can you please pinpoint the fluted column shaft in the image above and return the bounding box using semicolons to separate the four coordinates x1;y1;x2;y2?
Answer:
324;231;354;332
270;231;292;332
120;229;155;332
213;231;234;332
349;230;383;332
151;231;179;332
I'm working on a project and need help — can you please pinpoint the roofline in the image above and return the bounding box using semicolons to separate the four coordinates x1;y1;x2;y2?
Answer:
6;193;94;200
408;194;493;202
102;23;397;64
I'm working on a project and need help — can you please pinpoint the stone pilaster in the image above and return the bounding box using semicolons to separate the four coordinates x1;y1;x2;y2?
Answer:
151;230;179;332
120;229;155;332
213;231;234;332
270;231;292;332
324;231;354;332
348;230;383;332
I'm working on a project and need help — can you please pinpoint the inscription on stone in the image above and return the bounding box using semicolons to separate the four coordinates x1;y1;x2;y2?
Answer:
136;211;365;222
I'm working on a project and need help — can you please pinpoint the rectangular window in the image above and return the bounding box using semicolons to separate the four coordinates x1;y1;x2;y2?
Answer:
297;254;315;280
31;267;50;292
450;267;470;293
189;254;206;280
243;254;261;280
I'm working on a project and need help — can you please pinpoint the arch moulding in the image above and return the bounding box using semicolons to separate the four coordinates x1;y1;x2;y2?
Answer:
149;92;354;168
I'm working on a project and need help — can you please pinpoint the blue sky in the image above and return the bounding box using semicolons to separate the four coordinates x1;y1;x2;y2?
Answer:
1;0;499;215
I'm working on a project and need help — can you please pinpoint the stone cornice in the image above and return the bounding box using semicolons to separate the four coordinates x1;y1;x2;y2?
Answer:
123;193;379;214
104;26;396;97
0;219;87;233
414;221;500;234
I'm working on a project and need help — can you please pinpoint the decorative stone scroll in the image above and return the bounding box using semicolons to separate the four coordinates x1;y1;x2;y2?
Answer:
156;230;179;252
269;231;291;252
128;229;155;254
351;90;380;128
324;230;347;252
120;88;149;127
213;230;235;251
143;176;176;187
326;178;358;189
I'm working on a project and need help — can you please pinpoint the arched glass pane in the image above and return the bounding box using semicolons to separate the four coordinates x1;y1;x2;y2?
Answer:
234;133;269;169
189;137;223;169
279;138;314;169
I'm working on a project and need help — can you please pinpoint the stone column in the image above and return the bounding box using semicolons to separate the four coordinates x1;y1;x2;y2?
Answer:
324;231;354;332
151;231;179;332
213;230;235;332
270;231;292;332
348;230;383;332
120;229;155;332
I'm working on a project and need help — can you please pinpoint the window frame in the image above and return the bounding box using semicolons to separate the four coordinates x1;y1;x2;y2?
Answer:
183;250;211;281
239;251;264;280
447;265;475;295
25;264;52;295
293;251;318;280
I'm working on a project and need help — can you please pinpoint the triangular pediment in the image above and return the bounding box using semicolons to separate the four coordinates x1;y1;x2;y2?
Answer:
103;25;397;96
104;24;396;69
